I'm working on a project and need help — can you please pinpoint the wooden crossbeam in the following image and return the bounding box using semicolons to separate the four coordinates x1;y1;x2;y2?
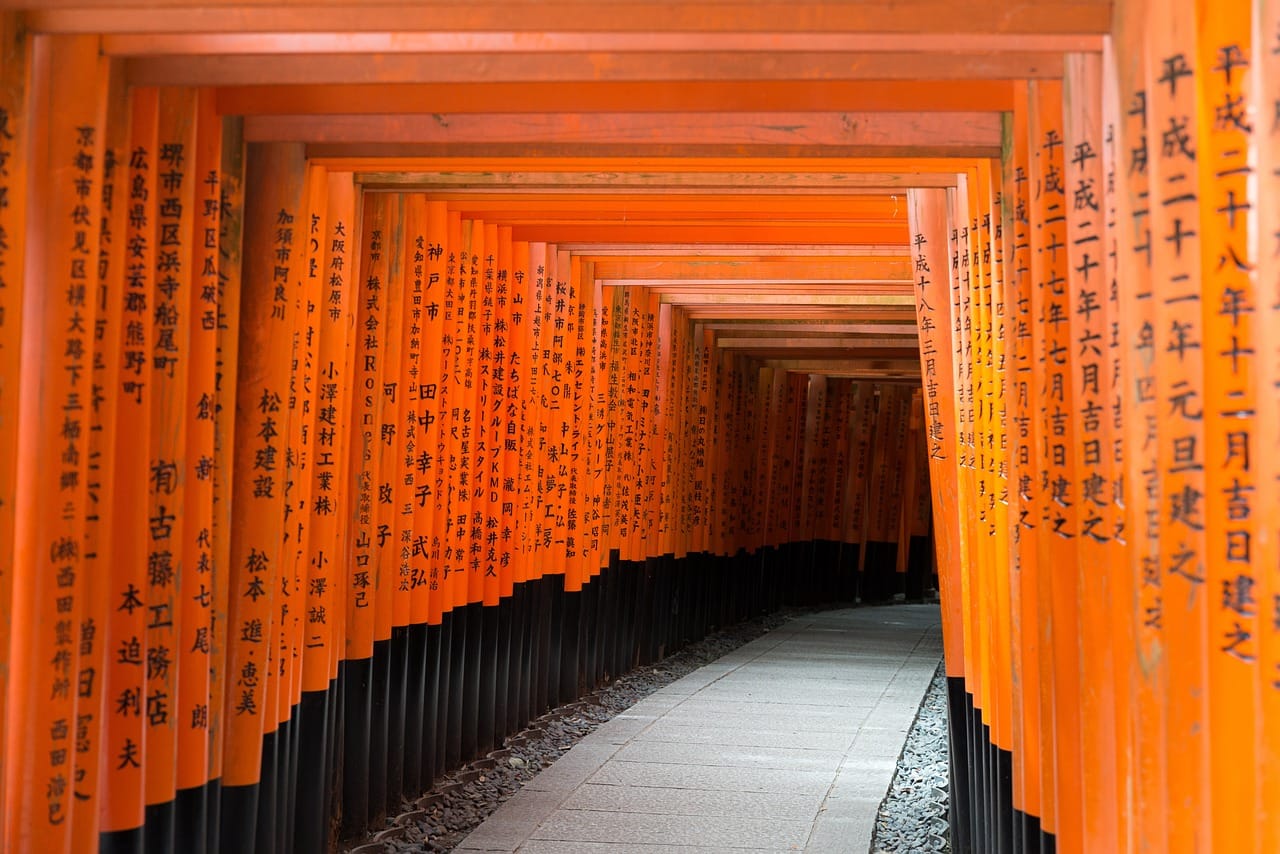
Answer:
126;51;1065;87
218;81;1016;116
103;31;1103;56
27;2;1113;36
244;112;1001;158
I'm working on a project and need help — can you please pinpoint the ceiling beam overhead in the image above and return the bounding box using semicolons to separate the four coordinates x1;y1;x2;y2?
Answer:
660;293;915;306
244;111;1001;157
584;257;911;279
218;81;1016;116
700;323;920;335
103;31;1102;56
505;223;910;244
357;171;961;191
26;2;1113;36
125;50;1064;87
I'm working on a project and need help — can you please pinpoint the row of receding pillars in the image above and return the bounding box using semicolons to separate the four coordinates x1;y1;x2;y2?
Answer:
0;31;934;854
908;1;1280;852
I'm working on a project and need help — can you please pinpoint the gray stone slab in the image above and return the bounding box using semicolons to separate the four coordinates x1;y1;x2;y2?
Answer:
561;782;823;821
523;742;621;793
657;696;875;718
588;760;836;796
457;790;570;852
612;739;847;772
528;808;812;849
655;706;865;734
635;721;855;752
515;842;778;854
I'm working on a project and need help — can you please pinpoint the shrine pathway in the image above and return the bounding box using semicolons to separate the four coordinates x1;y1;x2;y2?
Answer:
455;604;943;854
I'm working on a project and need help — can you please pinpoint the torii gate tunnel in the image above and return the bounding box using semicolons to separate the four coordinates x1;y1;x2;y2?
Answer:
0;2;1275;853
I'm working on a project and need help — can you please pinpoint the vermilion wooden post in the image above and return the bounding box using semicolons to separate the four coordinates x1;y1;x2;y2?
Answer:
1108;3;1166;846
100;84;157;850
341;190;386;838
6;33;107;854
1256;2;1280;849
950;175;983;849
1031;78;1082;848
208;115;245;853
273;163;324;851
986;157;1016;829
1098;37;1134;854
1195;6;1259;851
586;270;609;582
437;212;466;769
422;201;450;631
369;193;403;815
412;198;448;783
1003;82;1046;844
1145;4;1209;849
906;184;963;708
71;63;127;852
174;86;221;851
220;140;306;851
143;88;196;850
1064;52;1119;851
522;240;549;711
0;21;29;840
395;192;429;795
475;222;499;751
295;170;354;853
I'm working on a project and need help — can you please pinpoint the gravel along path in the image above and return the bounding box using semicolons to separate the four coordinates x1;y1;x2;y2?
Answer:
348;608;796;854
871;663;952;853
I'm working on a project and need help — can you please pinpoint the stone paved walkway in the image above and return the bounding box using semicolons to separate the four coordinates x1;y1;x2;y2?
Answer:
456;605;943;854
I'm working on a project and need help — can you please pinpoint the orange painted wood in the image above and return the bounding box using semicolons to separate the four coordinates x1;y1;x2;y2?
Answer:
1145;5;1209;849
906;184;962;676
1257;3;1280;850
27;1;1114;38
0;18;28;840
419;200;451;624
302;171;356;692
508;239;533;591
144;88;196;809
99;84;157;838
5;34;107;851
1195;5;1258;850
641;292;664;559
176;86;222;795
585;264;611;569
71;64;128;849
494;225;518;598
522;241;549;578
222;141;307;788
1098;37;1134;854
107;31;1098;58
400;193;432;624
241;111;1002;156
125;49;1064;90
450;218;480;604
374;194;405;638
1002;82;1044;820
208;112;246;790
1064;52;1119;850
397;194;430;623
346;191;389;663
438;211;467;612
215;80;1016;117
566;256;594;588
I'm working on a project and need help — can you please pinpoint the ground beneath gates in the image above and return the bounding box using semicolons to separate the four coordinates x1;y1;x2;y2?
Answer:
436;605;943;853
